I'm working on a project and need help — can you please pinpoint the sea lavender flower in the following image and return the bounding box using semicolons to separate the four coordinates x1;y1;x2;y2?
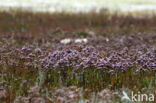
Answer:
82;46;96;56
135;50;156;72
96;58;108;69
21;46;31;52
28;53;35;57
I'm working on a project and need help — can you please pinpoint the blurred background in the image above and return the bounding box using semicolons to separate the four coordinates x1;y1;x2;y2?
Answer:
0;0;156;36
0;0;156;13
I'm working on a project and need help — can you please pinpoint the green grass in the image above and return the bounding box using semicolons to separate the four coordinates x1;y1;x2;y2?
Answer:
0;64;156;102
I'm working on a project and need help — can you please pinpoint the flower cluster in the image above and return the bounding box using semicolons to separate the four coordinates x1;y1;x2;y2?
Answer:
0;45;42;68
40;46;99;70
40;46;156;73
136;51;156;72
0;33;155;73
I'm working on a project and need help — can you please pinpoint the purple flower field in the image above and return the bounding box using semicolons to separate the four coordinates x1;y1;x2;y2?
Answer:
0;11;156;103
1;33;155;73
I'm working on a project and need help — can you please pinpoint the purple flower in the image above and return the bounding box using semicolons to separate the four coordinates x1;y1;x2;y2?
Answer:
21;46;31;51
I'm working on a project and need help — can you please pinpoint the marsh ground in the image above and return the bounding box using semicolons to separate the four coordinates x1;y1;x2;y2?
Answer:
0;10;156;103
